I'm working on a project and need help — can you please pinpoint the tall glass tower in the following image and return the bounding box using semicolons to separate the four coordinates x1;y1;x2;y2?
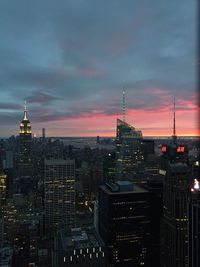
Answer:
116;118;144;179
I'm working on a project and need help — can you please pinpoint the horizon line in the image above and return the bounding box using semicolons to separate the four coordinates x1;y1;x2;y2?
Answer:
1;134;199;139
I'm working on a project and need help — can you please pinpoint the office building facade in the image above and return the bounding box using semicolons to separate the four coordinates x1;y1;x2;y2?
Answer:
188;179;200;267
98;181;159;267
160;143;191;267
44;159;76;231
116;119;144;179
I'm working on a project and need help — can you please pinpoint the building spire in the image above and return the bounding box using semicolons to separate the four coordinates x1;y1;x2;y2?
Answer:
172;96;177;143
23;100;28;120
122;89;126;122
24;100;27;112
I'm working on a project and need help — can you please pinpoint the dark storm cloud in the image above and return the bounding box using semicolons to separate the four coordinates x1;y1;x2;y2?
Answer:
0;103;22;110
29;109;103;123
1;66;68;88
0;0;196;132
26;91;60;104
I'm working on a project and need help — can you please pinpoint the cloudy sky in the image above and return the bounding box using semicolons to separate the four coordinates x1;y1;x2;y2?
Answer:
0;0;198;137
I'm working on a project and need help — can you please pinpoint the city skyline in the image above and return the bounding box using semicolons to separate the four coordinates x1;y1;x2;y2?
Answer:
0;0;198;137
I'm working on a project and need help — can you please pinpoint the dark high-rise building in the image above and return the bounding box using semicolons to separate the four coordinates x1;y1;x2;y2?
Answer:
98;181;160;267
188;178;200;267
19;103;32;177
142;139;155;161
0;211;4;248
42;128;46;141
44;158;76;232
160;142;191;267
160;99;192;267
143;179;163;266
116;119;144;179
0;173;7;203
3;150;13;170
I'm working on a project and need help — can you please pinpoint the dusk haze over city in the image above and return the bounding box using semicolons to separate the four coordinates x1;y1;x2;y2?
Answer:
0;1;199;267
0;0;198;137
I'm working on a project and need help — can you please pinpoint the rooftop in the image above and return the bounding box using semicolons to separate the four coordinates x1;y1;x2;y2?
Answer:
45;158;75;164
101;181;148;195
169;162;190;173
60;227;104;250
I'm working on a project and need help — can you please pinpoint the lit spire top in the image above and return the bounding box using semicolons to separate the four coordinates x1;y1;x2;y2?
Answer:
23;100;28;121
20;100;31;135
122;89;126;122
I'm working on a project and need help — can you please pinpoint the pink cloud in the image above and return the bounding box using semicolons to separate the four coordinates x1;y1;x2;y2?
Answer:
33;105;199;137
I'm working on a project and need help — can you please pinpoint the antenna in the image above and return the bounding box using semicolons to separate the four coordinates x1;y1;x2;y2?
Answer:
172;96;177;143
23;100;28;120
173;96;176;136
122;89;126;122
24;100;27;111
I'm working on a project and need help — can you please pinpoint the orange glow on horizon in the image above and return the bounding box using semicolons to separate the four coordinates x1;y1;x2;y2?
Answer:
30;106;199;138
41;131;200;138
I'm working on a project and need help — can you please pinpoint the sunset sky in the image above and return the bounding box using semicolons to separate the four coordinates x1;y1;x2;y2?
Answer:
0;0;198;137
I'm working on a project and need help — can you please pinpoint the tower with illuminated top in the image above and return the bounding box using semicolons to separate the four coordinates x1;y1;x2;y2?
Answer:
160;99;191;267
19;102;32;177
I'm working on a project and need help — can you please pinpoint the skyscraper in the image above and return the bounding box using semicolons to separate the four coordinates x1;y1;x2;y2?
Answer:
0;211;4;248
188;179;200;267
44;158;76;232
98;181;160;267
42;128;46;141
160;100;191;267
116;118;144;179
19;103;32;177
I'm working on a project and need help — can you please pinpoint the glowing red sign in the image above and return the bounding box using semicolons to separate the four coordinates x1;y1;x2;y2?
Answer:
176;146;185;153
162;146;167;153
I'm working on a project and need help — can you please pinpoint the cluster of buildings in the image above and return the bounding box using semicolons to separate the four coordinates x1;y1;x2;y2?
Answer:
0;100;199;267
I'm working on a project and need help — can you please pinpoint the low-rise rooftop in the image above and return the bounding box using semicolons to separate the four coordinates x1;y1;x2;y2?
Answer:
60;227;104;250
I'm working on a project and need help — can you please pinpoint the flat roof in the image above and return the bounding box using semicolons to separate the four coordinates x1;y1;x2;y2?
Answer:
169;162;190;173
45;158;75;164
100;182;148;195
60;227;104;250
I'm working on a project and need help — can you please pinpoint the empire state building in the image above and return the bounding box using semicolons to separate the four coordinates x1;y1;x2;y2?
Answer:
19;103;32;177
